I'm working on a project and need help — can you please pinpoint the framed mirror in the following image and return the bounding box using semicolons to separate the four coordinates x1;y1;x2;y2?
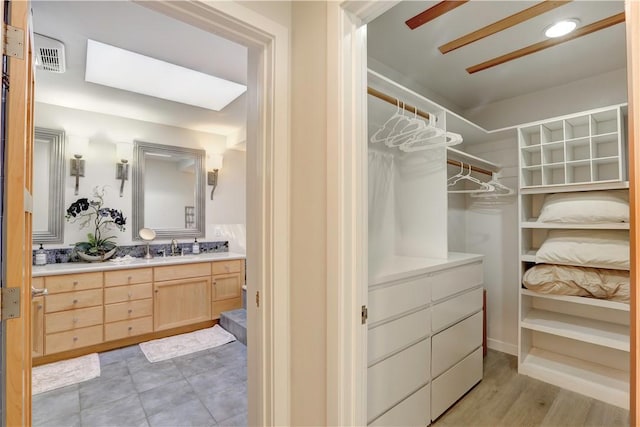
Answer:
33;127;66;243
132;140;206;239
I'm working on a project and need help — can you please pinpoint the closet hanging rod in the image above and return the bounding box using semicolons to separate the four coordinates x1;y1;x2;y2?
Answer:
446;159;493;176
367;87;434;121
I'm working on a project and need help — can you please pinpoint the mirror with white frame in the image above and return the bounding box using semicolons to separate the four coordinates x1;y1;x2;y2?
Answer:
132;140;206;240
33;127;66;243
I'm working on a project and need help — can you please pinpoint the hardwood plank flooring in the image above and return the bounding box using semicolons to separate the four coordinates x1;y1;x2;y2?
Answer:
434;350;629;427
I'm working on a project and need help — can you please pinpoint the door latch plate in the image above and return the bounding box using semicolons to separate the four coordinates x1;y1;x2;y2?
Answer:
1;288;21;320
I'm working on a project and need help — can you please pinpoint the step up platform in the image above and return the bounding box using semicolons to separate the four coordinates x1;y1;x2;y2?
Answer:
219;308;247;345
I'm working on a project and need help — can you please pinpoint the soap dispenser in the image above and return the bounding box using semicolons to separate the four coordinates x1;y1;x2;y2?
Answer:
192;238;200;255
35;244;47;266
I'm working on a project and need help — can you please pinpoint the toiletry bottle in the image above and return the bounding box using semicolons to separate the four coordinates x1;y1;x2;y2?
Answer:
192;238;200;254
35;244;47;266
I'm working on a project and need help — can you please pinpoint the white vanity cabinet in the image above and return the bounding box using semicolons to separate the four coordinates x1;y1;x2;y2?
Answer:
367;254;483;426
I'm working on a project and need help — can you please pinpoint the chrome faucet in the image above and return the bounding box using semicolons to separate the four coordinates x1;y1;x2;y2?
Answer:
170;239;179;256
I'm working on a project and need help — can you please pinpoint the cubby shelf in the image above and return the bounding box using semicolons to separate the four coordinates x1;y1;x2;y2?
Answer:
521;220;629;230
521;309;629;351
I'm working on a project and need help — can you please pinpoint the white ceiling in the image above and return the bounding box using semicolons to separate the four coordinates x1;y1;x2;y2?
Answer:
31;1;248;136
368;1;627;112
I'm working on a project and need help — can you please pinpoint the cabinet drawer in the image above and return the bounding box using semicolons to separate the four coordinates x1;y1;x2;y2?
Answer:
32;277;44;288
105;316;153;341
431;261;483;302
368;275;430;324
369;384;430;427
368;308;430;364
432;287;483;333
45;289;103;313
45;325;103;354
367;338;430;423
431;347;483;420
105;299;153;322
432;311;482;378
211;260;243;275
105;268;152;287
154;263;210;282
212;297;242;320
105;283;152;304
45;306;103;334
45;272;102;294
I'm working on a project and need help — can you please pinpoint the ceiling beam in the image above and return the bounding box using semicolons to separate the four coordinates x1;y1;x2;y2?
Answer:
405;1;469;30
439;1;572;54
466;12;626;74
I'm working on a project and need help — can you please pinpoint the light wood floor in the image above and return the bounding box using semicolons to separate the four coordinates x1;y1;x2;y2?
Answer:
433;350;629;427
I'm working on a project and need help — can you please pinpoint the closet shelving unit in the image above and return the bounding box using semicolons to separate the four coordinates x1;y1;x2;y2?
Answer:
517;104;630;409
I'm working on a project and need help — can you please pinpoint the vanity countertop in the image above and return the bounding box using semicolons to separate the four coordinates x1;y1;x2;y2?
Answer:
32;251;246;277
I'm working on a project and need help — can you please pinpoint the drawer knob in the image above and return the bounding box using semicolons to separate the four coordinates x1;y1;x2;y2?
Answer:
73;281;78;286
128;309;133;314
72;299;78;304
37;304;43;310
128;292;132;298
73;336;78;341
225;266;230;272
73;318;78;323
128;326;133;331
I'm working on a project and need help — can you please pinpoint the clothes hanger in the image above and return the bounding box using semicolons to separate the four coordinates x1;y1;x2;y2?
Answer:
448;164;495;193
385;106;426;147
370;100;412;144
447;161;467;186
470;173;515;198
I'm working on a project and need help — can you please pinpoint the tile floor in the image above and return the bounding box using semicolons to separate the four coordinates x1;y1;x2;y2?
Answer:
32;341;247;427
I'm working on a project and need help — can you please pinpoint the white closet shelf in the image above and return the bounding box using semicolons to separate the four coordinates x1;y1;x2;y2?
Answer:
521;220;629;230
521;251;536;262
520;348;629;409
521;289;629;312
447;147;501;173
521;309;629;351
520;181;629;194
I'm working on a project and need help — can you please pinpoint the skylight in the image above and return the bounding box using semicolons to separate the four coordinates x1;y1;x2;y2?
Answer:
85;39;246;111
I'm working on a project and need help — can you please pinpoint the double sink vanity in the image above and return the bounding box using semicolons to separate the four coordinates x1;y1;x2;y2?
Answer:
31;252;245;365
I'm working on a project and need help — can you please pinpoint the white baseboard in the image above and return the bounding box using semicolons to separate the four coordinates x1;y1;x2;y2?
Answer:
487;338;517;356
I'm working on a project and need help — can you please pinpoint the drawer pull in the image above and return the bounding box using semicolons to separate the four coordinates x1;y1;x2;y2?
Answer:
73;336;78;342
128;276;132;282
128;326;133;331
73;281;78;286
72;318;78;323
225;265;230;272
38;304;43;310
128;309;133;314
128;292;132;298
72;299;78;304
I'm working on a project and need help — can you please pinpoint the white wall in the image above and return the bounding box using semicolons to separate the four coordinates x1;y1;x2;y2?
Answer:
460;137;519;355
34;102;246;249
464;68;628;130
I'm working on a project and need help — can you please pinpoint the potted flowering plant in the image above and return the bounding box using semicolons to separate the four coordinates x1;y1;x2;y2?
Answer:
65;186;127;262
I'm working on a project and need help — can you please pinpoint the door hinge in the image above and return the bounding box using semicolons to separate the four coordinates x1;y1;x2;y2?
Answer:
361;305;368;324
3;24;25;60
1;288;21;320
255;291;260;308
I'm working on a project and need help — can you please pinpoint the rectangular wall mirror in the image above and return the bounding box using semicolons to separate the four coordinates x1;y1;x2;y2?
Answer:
132;140;206;239
33;127;66;243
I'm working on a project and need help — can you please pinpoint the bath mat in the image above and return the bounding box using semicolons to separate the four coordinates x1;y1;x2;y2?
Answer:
32;353;100;395
139;325;236;363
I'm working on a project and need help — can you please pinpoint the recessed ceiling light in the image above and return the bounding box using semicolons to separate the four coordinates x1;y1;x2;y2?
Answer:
85;39;246;111
544;19;579;38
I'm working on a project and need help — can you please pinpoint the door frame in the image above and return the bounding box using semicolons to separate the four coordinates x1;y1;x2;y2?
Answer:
329;0;639;425
139;3;291;425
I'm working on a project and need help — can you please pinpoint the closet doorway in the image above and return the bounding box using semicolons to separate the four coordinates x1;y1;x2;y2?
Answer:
328;1;640;425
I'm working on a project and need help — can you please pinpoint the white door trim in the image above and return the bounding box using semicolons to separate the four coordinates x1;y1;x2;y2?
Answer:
137;2;291;426
326;2;399;425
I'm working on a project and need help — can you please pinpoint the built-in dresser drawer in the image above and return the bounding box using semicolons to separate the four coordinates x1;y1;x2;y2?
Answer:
368;275;430;324
105;299;153;322
431;311;482;378
45;289;103;313
432;287;483;333
105;317;153;341
431;261;482;302
367;338;431;423
369;384;430;427
104;283;152;304
105;268;152;287
211;260;243;275
45;306;103;333
45;272;102;294
431;347;483;420
368;308;430;364
45;325;103;354
154;263;210;281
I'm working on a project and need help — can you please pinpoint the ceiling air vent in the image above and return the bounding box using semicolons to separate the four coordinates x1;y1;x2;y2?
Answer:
34;33;66;73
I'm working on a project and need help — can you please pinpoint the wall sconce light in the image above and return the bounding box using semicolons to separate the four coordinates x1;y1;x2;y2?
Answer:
116;142;132;197
208;154;223;200
68;136;89;195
